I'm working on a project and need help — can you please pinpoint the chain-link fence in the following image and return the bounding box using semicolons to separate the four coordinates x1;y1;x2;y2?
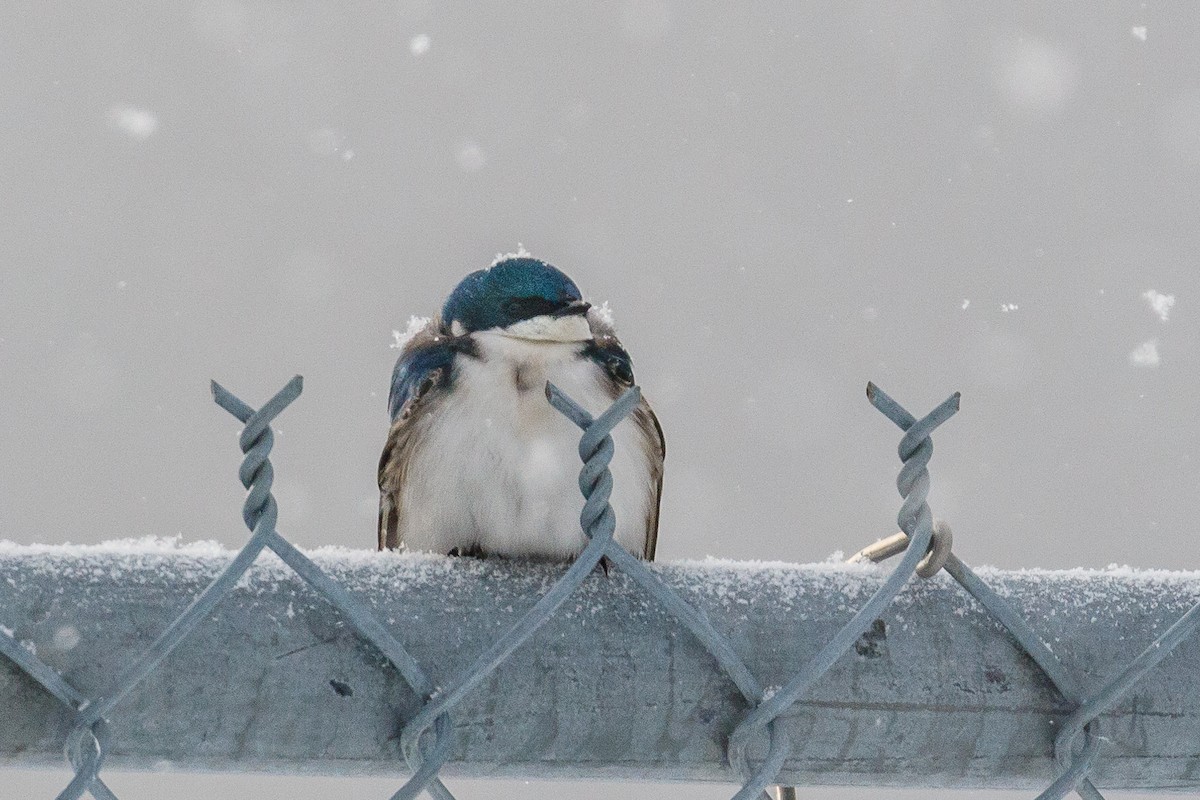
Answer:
2;376;1198;800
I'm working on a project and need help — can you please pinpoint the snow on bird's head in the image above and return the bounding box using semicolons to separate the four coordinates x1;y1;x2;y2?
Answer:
391;316;430;349
491;243;533;266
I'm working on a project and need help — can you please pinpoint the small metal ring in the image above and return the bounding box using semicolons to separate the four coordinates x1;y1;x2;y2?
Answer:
848;518;953;579
916;519;953;578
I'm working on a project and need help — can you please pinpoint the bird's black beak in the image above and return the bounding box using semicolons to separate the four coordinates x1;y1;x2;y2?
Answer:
554;300;591;318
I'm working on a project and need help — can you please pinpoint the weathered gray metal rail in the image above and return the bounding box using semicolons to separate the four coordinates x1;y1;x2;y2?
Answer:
2;547;1199;792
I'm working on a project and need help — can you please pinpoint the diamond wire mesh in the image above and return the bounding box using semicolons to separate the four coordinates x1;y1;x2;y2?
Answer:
0;375;1198;800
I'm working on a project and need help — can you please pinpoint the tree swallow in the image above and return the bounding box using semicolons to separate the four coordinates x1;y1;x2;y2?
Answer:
378;256;665;561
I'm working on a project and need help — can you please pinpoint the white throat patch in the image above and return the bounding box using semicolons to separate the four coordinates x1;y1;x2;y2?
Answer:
501;314;592;342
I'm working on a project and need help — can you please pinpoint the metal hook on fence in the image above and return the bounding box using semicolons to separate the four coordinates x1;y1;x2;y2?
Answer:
847;518;954;578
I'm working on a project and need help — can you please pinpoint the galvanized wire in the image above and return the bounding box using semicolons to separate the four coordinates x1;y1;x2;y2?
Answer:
725;383;960;799
1;374;1200;799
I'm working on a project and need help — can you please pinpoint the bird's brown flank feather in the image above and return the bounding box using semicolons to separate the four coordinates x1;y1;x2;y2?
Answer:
377;320;448;551
589;311;665;561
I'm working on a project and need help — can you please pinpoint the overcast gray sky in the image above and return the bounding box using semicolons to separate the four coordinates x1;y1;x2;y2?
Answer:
2;1;1196;798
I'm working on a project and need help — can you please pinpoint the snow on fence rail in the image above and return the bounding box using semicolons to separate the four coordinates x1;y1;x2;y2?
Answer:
1;376;1199;800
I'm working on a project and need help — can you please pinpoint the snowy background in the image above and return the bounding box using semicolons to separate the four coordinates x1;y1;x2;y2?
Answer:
1;2;1196;798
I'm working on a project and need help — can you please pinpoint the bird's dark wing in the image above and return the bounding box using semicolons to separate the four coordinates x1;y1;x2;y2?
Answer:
583;332;635;386
584;322;666;561
378;322;459;551
634;400;665;561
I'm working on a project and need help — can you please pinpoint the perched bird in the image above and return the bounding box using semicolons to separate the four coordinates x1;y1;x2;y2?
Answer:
378;256;664;561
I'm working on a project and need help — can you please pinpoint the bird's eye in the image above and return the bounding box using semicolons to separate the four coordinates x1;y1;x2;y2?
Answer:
506;297;558;319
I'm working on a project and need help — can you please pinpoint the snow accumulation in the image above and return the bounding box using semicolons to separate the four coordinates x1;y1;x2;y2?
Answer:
3;538;1200;651
490;243;533;265
590;300;615;326
0;536;463;594
391;315;431;350
0;536;228;558
3;536;1200;595
389;299;615;348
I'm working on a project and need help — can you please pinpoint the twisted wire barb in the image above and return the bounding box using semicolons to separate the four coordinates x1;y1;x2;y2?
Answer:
854;383;1107;797
546;383;788;799
0;376;454;800
853;380;1200;798
51;378;308;800
721;383;960;798
389;385;643;799
854;383;1149;799
29;377;309;800
209;378;455;800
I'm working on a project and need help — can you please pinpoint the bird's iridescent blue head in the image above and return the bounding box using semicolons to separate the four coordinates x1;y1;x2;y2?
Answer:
441;258;590;335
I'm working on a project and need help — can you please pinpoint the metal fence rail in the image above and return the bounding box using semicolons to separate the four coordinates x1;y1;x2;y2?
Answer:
6;538;1200;790
1;376;1199;799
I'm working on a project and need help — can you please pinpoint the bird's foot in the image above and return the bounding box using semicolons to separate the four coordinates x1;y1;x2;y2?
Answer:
447;544;488;559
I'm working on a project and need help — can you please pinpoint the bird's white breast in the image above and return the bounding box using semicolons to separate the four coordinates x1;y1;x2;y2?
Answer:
397;331;654;558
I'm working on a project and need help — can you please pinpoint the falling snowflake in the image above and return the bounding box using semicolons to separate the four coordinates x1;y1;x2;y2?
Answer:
1129;339;1160;367
995;38;1080;114
107;104;159;140
1142;289;1175;322
409;34;431;56
456;140;486;172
